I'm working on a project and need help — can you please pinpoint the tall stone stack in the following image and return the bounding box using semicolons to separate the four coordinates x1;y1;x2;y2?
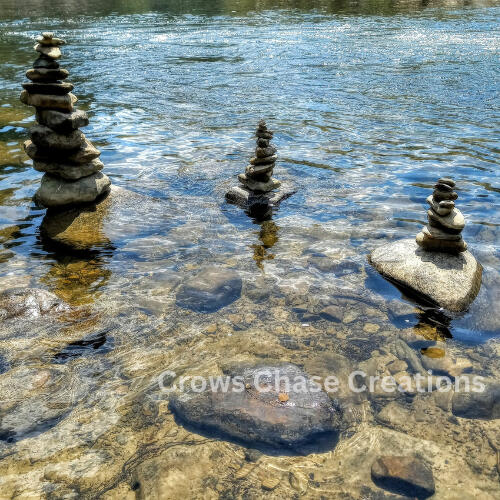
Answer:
21;32;111;208
238;120;280;193
416;177;467;253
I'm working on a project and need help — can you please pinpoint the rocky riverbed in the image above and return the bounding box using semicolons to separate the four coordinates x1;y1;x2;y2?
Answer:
1;1;499;498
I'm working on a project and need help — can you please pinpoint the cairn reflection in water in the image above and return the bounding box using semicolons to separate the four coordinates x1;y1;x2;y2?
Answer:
252;220;279;271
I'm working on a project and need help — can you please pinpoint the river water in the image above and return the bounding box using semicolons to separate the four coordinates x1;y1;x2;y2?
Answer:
0;1;499;498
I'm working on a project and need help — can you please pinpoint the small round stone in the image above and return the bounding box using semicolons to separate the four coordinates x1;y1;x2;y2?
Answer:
434;182;453;192
438;177;455;187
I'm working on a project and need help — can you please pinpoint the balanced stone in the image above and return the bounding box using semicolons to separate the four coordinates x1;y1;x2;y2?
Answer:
250;154;277;165
33;56;59;69
26;68;69;82
34;44;61;60
255;145;277;158
30;125;85;151
417;177;467;254
36;33;66;46
36;172;111;208
20;90;77;112
36;109;89;133
22;82;74;95
25;139;101;164
33;159;103;180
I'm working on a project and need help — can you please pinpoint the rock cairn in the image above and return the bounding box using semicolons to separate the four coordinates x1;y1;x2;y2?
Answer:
21;32;110;208
416;177;466;253
238;120;280;192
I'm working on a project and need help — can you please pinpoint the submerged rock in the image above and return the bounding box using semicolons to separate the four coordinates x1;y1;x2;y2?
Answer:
169;364;341;448
371;455;435;498
369;238;482;312
176;267;242;313
0;288;70;320
451;379;500;420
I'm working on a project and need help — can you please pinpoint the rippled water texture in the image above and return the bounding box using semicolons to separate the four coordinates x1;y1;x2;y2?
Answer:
0;0;499;498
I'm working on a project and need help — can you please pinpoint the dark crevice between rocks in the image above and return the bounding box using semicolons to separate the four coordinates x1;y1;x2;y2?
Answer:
52;329;114;364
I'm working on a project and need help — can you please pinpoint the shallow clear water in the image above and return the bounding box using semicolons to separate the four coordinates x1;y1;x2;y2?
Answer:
0;0;499;498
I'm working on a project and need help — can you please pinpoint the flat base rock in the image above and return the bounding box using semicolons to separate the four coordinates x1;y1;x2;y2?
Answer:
369;239;482;312
35;172;111;208
371;456;435;498
176;267;242;313
0;288;70;321
169;364;341;449
225;184;295;210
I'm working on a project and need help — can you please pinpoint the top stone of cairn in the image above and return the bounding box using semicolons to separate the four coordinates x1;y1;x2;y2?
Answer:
238;120;280;193
416;177;467;253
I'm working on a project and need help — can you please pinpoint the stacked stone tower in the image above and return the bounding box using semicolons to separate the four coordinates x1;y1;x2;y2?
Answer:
21;32;111;208
238;120;280;192
416;177;467;253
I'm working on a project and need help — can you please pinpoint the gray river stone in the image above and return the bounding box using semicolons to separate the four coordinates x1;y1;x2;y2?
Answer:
22;82;73;95
35;172;111;208
176;267;242;313
20;90;77;112
371;455;435;498
0;288;70;321
29;125;85;151
169;364;341;448
36;109;89;133
369;238;482;312
26;68;69;82
33;158;104;180
451;379;500;420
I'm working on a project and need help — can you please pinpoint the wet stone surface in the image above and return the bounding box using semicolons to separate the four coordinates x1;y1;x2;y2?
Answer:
175;267;242;313
169;364;342;449
0;288;70;320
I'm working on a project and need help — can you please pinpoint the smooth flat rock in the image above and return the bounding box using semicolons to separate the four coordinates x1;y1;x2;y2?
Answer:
22;82;73;95
169;364;341;448
30;125;85;151
451;379;500;419
226;184;295;211
34;158;103;180
36;109;89;133
20;90;77;111
427;207;464;231
371;456;435;498
33;56;60;69
369;239;482;312
176;267;242;313
35;172;111;208
238;174;281;193
26;68;69;82
24;139;101;164
0;288;70;321
34;44;61;59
